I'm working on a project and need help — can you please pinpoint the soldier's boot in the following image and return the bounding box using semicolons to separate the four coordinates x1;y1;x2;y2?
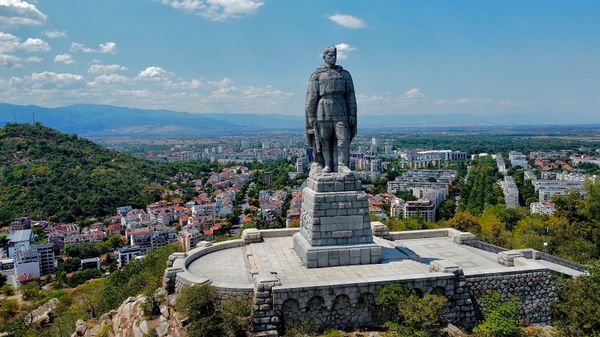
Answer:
309;162;323;177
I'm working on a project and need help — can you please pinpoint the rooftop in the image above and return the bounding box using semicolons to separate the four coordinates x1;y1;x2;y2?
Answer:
7;229;33;243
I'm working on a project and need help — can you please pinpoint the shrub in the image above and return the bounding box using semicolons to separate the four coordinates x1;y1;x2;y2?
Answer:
552;260;600;337
284;319;317;337
399;293;447;333
473;292;521;337
0;284;14;296
222;295;253;337
377;283;409;318
58;257;81;273
323;328;346;337
177;284;223;337
0;299;20;319
20;281;41;301
140;289;166;319
377;284;447;337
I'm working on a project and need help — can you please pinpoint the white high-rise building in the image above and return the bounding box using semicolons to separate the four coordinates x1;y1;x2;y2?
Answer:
509;151;528;168
496;153;507;174
499;176;520;208
385;145;393;157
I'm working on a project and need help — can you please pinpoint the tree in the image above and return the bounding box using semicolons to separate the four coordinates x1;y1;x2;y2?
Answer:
511;215;551;251
59;257;81;273
395;190;417;201
552;260;600;336
437;198;456;221
398;293;447;336
442;211;481;233
377;284;447;337
403;215;430;231
222;296;253;337
177;284;223;337
377;283;408;318
20;281;40;301
0;273;7;287
473;292;521;337
106;235;125;250
479;209;511;247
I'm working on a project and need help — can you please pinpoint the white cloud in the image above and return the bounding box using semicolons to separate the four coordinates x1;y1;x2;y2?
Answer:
433;97;536;108
328;14;365;29
99;41;117;54
71;42;95;53
20;37;50;52
8;71;85;89
157;0;264;21
54;53;74;64
24;55;41;62
0;53;21;68
208;77;238;94
334;43;355;60
88;63;127;75
402;88;424;100
0;67;294;113
0;0;47;29
137;66;172;81
42;30;67;39
0;32;20;53
163;78;205;90
90;74;129;85
0;32;50;53
71;41;118;54
357;87;425;109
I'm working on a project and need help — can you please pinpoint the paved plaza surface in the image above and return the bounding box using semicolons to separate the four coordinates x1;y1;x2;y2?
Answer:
185;235;583;288
187;244;253;288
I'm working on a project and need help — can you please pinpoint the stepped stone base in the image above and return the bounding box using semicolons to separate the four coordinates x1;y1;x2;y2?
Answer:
293;172;381;268
293;233;380;268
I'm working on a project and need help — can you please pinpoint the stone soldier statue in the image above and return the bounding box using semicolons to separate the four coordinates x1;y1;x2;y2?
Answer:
305;45;357;175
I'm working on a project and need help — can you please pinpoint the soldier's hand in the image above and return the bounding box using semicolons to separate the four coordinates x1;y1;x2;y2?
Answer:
349;116;356;126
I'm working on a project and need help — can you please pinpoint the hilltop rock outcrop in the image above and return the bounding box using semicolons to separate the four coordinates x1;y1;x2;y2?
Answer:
71;290;185;337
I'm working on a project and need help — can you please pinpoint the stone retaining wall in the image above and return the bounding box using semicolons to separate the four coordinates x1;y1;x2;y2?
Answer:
272;275;456;331
464;270;557;324
251;274;281;337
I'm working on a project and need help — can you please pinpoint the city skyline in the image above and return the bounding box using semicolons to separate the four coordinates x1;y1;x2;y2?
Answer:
0;0;599;123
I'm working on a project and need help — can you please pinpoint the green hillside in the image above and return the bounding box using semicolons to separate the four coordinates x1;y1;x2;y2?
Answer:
0;123;169;224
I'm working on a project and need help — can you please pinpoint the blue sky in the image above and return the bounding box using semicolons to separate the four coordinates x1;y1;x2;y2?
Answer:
0;0;599;122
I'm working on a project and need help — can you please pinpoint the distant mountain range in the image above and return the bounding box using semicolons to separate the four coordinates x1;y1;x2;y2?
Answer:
0;102;597;138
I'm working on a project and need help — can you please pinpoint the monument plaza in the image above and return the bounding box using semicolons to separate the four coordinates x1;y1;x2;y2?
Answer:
163;47;584;337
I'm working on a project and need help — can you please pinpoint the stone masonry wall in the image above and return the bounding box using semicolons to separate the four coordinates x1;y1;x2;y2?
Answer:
464;270;557;324
273;275;456;331
268;270;558;332
251;274;281;337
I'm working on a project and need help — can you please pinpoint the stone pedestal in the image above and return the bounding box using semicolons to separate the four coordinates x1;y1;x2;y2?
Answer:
293;172;381;268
